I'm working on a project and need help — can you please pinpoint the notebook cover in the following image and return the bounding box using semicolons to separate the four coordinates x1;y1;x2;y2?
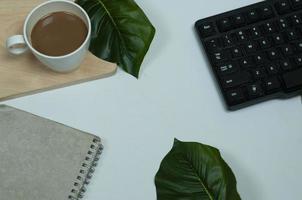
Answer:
0;105;102;200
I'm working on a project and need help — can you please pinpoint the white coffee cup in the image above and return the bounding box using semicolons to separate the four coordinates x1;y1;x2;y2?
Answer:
6;0;91;73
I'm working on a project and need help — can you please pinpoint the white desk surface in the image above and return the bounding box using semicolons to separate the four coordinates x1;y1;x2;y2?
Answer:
4;0;302;199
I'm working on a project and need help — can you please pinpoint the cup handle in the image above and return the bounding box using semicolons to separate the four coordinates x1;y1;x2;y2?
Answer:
6;35;29;55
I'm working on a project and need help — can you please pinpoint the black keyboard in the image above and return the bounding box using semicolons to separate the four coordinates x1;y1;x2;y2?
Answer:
195;0;302;110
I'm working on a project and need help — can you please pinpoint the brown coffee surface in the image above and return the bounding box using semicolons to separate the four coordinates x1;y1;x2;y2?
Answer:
31;12;88;56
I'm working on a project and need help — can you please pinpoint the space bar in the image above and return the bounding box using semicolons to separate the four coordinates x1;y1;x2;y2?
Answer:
282;68;302;90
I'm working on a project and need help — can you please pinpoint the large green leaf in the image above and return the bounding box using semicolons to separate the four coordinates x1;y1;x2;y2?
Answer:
75;0;155;78
155;139;241;200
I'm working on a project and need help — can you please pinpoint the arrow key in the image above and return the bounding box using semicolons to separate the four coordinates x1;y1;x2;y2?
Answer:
247;82;264;98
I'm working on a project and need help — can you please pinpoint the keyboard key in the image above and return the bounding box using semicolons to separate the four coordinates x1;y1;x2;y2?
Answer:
221;72;251;88
205;38;221;52
232;14;246;27
247;82;264;98
293;54;302;66
282;67;302;90
259;6;274;19
266;63;280;74
288;14;302;25
248;26;262;38
258;37;272;49
277;18;290;30
244;41;258;54
217;62;239;75
254;53;267;64
239;57;254;68
263;77;282;92
280;44;294;55
261;22;277;34
279;59;292;70
251;68;267;79
294;41;302;51
231;47;243;58
198;22;216;38
221;34;234;47
211;51;231;63
217;18;232;32
272;33;285;44
246;9;260;24
233;30;248;42
226;89;245;104
285;29;299;41
290;0;302;10
267;49;280;60
295;25;302;34
275;0;292;14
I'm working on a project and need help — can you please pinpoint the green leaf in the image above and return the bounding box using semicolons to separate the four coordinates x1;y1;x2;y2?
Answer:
75;0;155;78
155;139;241;200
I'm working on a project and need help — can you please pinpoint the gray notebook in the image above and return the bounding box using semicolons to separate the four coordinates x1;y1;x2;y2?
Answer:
0;105;103;200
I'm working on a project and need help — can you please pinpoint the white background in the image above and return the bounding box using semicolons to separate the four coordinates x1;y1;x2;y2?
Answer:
4;0;302;199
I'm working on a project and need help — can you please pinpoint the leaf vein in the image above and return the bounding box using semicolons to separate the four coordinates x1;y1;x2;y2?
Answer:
94;0;129;56
182;155;214;200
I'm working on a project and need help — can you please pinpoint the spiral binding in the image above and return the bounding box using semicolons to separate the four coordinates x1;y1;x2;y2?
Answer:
68;137;103;200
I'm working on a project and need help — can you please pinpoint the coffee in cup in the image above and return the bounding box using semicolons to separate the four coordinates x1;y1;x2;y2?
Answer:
6;0;92;73
31;11;88;57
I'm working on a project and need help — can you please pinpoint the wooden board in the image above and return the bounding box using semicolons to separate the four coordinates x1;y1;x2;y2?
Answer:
0;0;117;101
